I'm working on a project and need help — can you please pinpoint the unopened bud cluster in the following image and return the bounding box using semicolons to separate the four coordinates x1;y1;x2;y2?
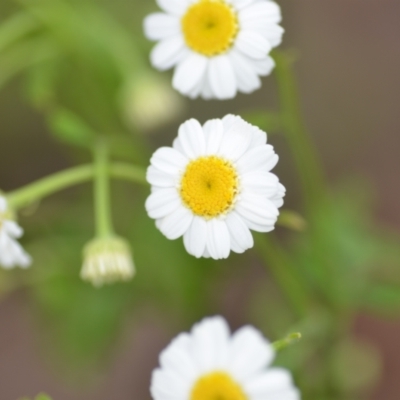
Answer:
81;236;135;287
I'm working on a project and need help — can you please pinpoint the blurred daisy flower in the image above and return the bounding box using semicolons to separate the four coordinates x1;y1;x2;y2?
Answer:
144;0;284;100
151;316;300;400
81;236;135;287
0;195;31;269
145;115;285;260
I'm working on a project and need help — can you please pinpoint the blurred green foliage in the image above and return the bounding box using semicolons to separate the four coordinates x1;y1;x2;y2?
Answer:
19;394;52;400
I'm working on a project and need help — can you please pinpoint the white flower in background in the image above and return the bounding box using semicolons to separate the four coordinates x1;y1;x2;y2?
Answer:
0;195;31;269
121;73;184;132
145;115;285;260
144;0;284;100
151;316;300;400
81;236;135;287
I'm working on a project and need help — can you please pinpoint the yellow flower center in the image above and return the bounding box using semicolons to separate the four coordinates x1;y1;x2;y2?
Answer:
181;0;239;56
190;371;248;400
180;156;239;218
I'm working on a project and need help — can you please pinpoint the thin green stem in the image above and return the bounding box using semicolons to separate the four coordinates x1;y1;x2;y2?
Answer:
254;233;311;319
274;51;328;215
272;332;302;352
6;163;147;210
7;165;93;209
93;138;112;237
111;163;148;186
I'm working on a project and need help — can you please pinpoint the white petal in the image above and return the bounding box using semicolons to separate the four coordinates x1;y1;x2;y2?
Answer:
236;145;278;174
225;211;254;254
147;166;176;188
159;333;198;381
241;171;279;196
230;0;257;9
229;50;261;94
191;316;231;372
151;36;187;71
144;13;180;40
218;116;253;161
200;78;214;100
228;326;275;382
239;1;282;26
221;114;239;131
205;219;230;260
203;119;224;154
159;206;193;239
235;31;272;59
208;55;236;100
173;53;208;96
0;230;31;269
258;25;285;48
150;368;188;400
235;194;279;232
251;56;275;76
177;119;206;158
0;196;7;212
3;220;23;238
150;147;188;175
145;188;180;219
156;0;189;16
269;182;286;208
183;216;207;258
244;368;296;397
187;73;206;99
249;125;267;148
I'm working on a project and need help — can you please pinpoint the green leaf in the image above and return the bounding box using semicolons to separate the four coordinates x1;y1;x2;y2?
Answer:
0;36;58;90
0;12;38;54
48;108;96;148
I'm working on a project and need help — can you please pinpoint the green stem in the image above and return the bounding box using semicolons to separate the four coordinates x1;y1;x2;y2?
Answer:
6;163;147;209
274;51;328;215
254;233;311;319
272;332;302;352
93;138;112;237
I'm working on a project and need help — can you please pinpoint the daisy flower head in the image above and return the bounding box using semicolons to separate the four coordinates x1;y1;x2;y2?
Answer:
151;316;300;400
0;195;31;269
143;0;284;100
145;115;285;260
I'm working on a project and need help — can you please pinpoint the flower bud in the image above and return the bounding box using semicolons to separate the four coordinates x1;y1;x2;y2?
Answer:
121;73;184;132
81;236;135;287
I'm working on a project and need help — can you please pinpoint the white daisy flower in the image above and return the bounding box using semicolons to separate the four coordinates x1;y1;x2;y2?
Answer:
0;195;31;269
144;0;284;100
151;316;300;400
145;115;285;260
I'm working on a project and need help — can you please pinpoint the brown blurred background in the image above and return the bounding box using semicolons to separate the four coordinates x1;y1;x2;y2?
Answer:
0;0;399;399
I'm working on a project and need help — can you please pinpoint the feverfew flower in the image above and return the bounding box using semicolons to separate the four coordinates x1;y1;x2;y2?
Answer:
81;236;135;287
144;0;284;100
0;195;31;269
151;316;300;400
145;115;285;260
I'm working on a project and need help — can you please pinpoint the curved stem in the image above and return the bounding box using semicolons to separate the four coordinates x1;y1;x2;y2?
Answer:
6;163;147;210
7;165;93;209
